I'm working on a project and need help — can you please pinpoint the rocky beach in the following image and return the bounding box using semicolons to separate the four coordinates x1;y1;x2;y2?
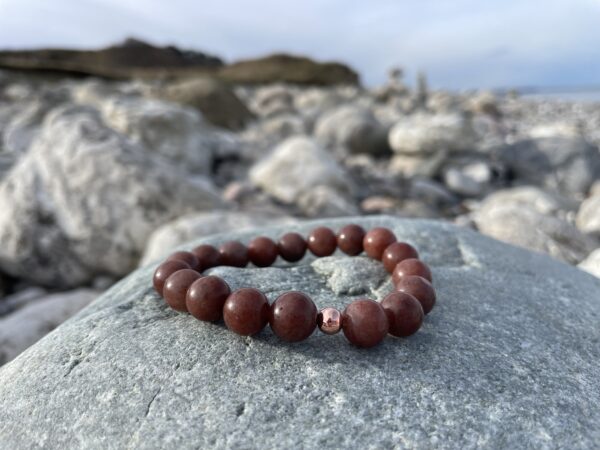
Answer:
0;39;599;448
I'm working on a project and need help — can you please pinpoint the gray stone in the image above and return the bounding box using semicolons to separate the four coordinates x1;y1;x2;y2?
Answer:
0;105;223;288
474;187;596;264
388;113;477;155
0;288;99;365
497;136;600;198
159;77;254;130
0;216;599;449
249;136;352;204
314;105;389;156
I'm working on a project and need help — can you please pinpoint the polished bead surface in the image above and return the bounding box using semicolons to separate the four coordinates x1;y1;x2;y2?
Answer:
363;227;397;260
317;307;342;335
191;244;220;272
248;236;278;267
336;224;366;256
186;276;231;322
219;241;249;267
382;242;419;273
392;258;432;284
381;291;424;337
307;226;337;257
277;232;307;262
269;291;317;342
395;275;436;314
342;299;389;348
223;288;270;336
152;260;190;295
163;269;201;312
166;251;199;269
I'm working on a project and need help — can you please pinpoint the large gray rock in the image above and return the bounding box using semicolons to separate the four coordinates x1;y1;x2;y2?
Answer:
249;136;352;204
497;136;600;198
473;187;596;264
0;216;599;449
99;97;215;175
0;105;223;288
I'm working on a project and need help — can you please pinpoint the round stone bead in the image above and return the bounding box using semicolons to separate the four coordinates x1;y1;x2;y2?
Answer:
163;269;201;312
317;307;342;335
277;232;307;262
248;236;278;267
152;260;190;295
269;291;317;342
219;241;248;267
395;275;436;314
166;251;199;270
307;226;337;257
342;299;389;348
186;276;231;322
363;227;397;260
336;224;366;256
381;291;424;337
223;288;270;336
392;258;432;284
382;242;419;273
191;244;220;272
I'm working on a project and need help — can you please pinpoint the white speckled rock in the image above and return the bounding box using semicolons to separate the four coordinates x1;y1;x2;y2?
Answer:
99;97;214;174
0;216;598;449
388;113;477;155
576;193;600;238
249;136;352;204
578;248;600;278
0;105;223;288
0;288;99;365
474;187;596;264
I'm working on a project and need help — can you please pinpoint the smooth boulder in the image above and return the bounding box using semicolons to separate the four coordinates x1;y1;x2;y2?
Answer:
0;216;599;449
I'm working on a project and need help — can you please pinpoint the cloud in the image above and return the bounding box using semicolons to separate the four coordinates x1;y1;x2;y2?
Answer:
1;0;599;89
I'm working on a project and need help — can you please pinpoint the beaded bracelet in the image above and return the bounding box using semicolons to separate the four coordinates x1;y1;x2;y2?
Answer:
152;225;436;348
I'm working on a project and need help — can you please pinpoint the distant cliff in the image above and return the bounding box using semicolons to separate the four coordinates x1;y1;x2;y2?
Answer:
0;38;359;86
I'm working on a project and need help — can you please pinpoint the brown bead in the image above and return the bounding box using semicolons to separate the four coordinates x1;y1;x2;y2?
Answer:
163;269;201;312
277;232;307;262
166;251;199;270
248;236;278;267
223;288;270;336
381;292;424;337
191;244;220;272
382;242;419;273
317;307;342;335
336;224;366;256
392;258;432;284
307;226;337;257
395;275;436;314
186;276;231;322
363;227;397;260
152;260;190;295
219;241;248;267
342;299;389;348
269;291;317;342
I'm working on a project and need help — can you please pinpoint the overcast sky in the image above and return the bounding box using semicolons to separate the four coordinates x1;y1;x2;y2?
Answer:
1;0;599;89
